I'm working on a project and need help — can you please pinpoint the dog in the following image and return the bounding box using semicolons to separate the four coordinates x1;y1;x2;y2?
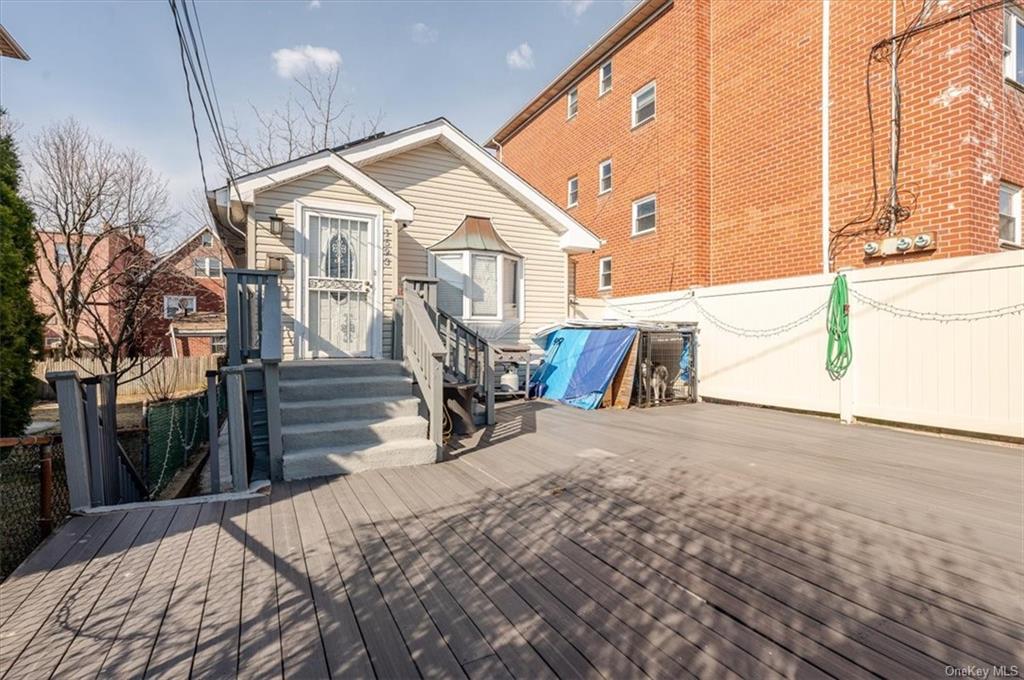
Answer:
641;359;670;405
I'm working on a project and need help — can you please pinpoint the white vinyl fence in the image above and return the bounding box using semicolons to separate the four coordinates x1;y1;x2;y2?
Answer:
34;356;220;400
572;251;1024;439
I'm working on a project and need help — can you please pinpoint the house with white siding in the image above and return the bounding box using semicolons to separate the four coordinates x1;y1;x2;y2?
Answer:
207;118;600;478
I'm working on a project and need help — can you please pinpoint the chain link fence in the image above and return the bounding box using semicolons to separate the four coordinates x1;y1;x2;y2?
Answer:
1;438;70;581
144;383;224;498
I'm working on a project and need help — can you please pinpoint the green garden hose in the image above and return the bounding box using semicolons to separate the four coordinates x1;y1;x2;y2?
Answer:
826;274;852;380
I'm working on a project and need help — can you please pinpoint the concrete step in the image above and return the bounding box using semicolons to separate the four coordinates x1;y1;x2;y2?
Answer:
279;359;407;381
281;395;421;426
282;415;428;451
283;438;438;480
280;375;413;402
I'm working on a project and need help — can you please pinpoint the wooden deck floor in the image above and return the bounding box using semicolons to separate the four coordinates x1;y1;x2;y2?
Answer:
1;401;1021;679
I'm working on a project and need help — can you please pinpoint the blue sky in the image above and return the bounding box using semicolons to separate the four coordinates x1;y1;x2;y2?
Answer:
2;0;633;243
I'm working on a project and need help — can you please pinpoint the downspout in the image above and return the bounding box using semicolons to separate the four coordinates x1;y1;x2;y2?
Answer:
491;139;503;163
821;0;831;274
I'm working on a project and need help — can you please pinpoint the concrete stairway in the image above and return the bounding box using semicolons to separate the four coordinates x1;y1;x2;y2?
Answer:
279;359;438;480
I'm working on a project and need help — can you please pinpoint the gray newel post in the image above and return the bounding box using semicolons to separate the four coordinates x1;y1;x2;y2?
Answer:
222;365;249;492
261;275;284;480
225;269;242;367
206;369;221;492
46;371;92;511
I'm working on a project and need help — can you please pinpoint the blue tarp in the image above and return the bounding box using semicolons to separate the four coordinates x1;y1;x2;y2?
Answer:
531;328;638;410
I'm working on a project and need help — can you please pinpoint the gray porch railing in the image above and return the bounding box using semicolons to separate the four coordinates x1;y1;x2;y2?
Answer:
47;372;148;510
401;281;447;449
221;269;284;486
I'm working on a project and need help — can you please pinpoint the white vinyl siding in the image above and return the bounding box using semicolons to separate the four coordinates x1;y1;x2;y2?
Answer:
253;169;396;359
632;81;656;127
364;143;568;345
599;60;612;96
567;176;579;208
598;257;612;290
632;195;657;235
567;87;578;119
598;159;612;194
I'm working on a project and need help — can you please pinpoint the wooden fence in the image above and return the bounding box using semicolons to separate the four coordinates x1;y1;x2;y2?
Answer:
34;356;220;400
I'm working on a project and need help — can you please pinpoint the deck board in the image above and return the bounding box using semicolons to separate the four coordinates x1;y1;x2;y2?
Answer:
2;401;1020;679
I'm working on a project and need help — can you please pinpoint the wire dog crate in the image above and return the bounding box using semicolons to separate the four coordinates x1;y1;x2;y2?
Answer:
634;325;698;408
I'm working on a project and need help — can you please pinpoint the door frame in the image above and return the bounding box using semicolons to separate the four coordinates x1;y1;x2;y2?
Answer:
293;198;384;359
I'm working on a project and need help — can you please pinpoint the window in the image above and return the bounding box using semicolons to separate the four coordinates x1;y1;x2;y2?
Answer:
1000;182;1022;245
201;231;213;247
567;87;579;119
1005;9;1024;85
632;195;657;235
211;335;226;354
55;243;70;266
193;257;222;277
163;295;197;319
598;257;612;290
598;159;613;194
567;176;579;208
432;252;523;321
631;81;656;127
599;60;612;95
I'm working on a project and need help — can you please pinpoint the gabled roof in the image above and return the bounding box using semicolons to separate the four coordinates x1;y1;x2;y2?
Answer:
430;216;521;257
210;151;415;222
339;118;602;253
151;225;219;272
487;0;672;147
0;25;30;61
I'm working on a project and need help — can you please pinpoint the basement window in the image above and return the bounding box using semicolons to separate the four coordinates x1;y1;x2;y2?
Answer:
1000;182;1022;246
1005;9;1024;85
567;87;579;119
598;257;612;290
632;194;657;235
632;81;656;128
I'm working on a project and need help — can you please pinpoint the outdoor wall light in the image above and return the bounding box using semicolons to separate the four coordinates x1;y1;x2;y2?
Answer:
268;216;285;236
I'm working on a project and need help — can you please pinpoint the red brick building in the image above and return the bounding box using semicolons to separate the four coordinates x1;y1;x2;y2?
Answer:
489;0;1024;298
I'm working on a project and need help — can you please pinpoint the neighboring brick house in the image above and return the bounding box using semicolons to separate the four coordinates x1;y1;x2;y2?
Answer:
489;0;1024;298
141;226;230;357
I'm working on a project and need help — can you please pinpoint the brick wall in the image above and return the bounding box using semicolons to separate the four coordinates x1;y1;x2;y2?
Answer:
498;0;1024;295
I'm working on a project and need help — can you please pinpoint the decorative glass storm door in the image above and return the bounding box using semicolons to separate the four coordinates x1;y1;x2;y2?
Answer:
305;212;374;357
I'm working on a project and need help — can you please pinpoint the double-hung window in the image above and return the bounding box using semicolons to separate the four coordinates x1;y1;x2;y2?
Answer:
598;257;612;290
433;252;523;322
598;159;612;194
55;243;70;266
567;87;579;119
567;176;579;208
1000;182;1022;246
163;295;197;319
632;81;656;127
201;231;213;247
193;257;222;277
632;195;657;235
599;60;612;96
1005;9;1024;85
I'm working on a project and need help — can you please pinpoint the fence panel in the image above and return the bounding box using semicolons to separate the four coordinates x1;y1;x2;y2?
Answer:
34;356;220;399
144;385;225;498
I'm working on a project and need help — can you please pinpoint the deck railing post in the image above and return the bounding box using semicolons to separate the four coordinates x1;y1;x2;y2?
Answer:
392;296;404;360
81;377;108;506
99;373;120;503
48;371;92;511
39;442;53;538
225;270;242;366
206;369;221;492
484;344;496;426
223;365;249;492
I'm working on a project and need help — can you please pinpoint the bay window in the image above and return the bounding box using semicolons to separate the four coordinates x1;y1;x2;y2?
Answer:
432;251;523;322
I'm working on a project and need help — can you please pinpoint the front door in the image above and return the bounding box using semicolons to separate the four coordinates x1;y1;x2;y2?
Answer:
304;210;377;357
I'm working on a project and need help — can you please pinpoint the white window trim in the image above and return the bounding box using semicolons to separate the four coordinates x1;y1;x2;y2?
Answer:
1000;182;1022;246
598;159;613;195
567;88;579;120
193;257;222;277
429;250;525;323
631;194;657;236
567;176;579;208
55;243;70;267
163;295;197;319
631;80;656;128
599;60;612;96
1006;10;1023;85
598;257;612;291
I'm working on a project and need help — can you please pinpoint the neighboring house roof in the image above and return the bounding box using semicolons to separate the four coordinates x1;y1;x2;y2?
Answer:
487;0;672;147
0;25;29;60
151;225;220;272
169;311;225;336
210;151;415;222
430;215;522;257
339;118;602;253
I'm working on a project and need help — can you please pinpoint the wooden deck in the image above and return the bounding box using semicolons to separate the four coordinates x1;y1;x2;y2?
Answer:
1;401;1021;679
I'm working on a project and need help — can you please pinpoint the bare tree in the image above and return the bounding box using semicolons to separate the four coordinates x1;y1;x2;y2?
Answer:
223;65;384;174
28;119;181;383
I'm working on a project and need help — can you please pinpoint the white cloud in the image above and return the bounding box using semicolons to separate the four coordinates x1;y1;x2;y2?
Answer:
271;45;341;78
410;22;438;45
506;43;534;70
561;0;594;18
308;0;321;8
